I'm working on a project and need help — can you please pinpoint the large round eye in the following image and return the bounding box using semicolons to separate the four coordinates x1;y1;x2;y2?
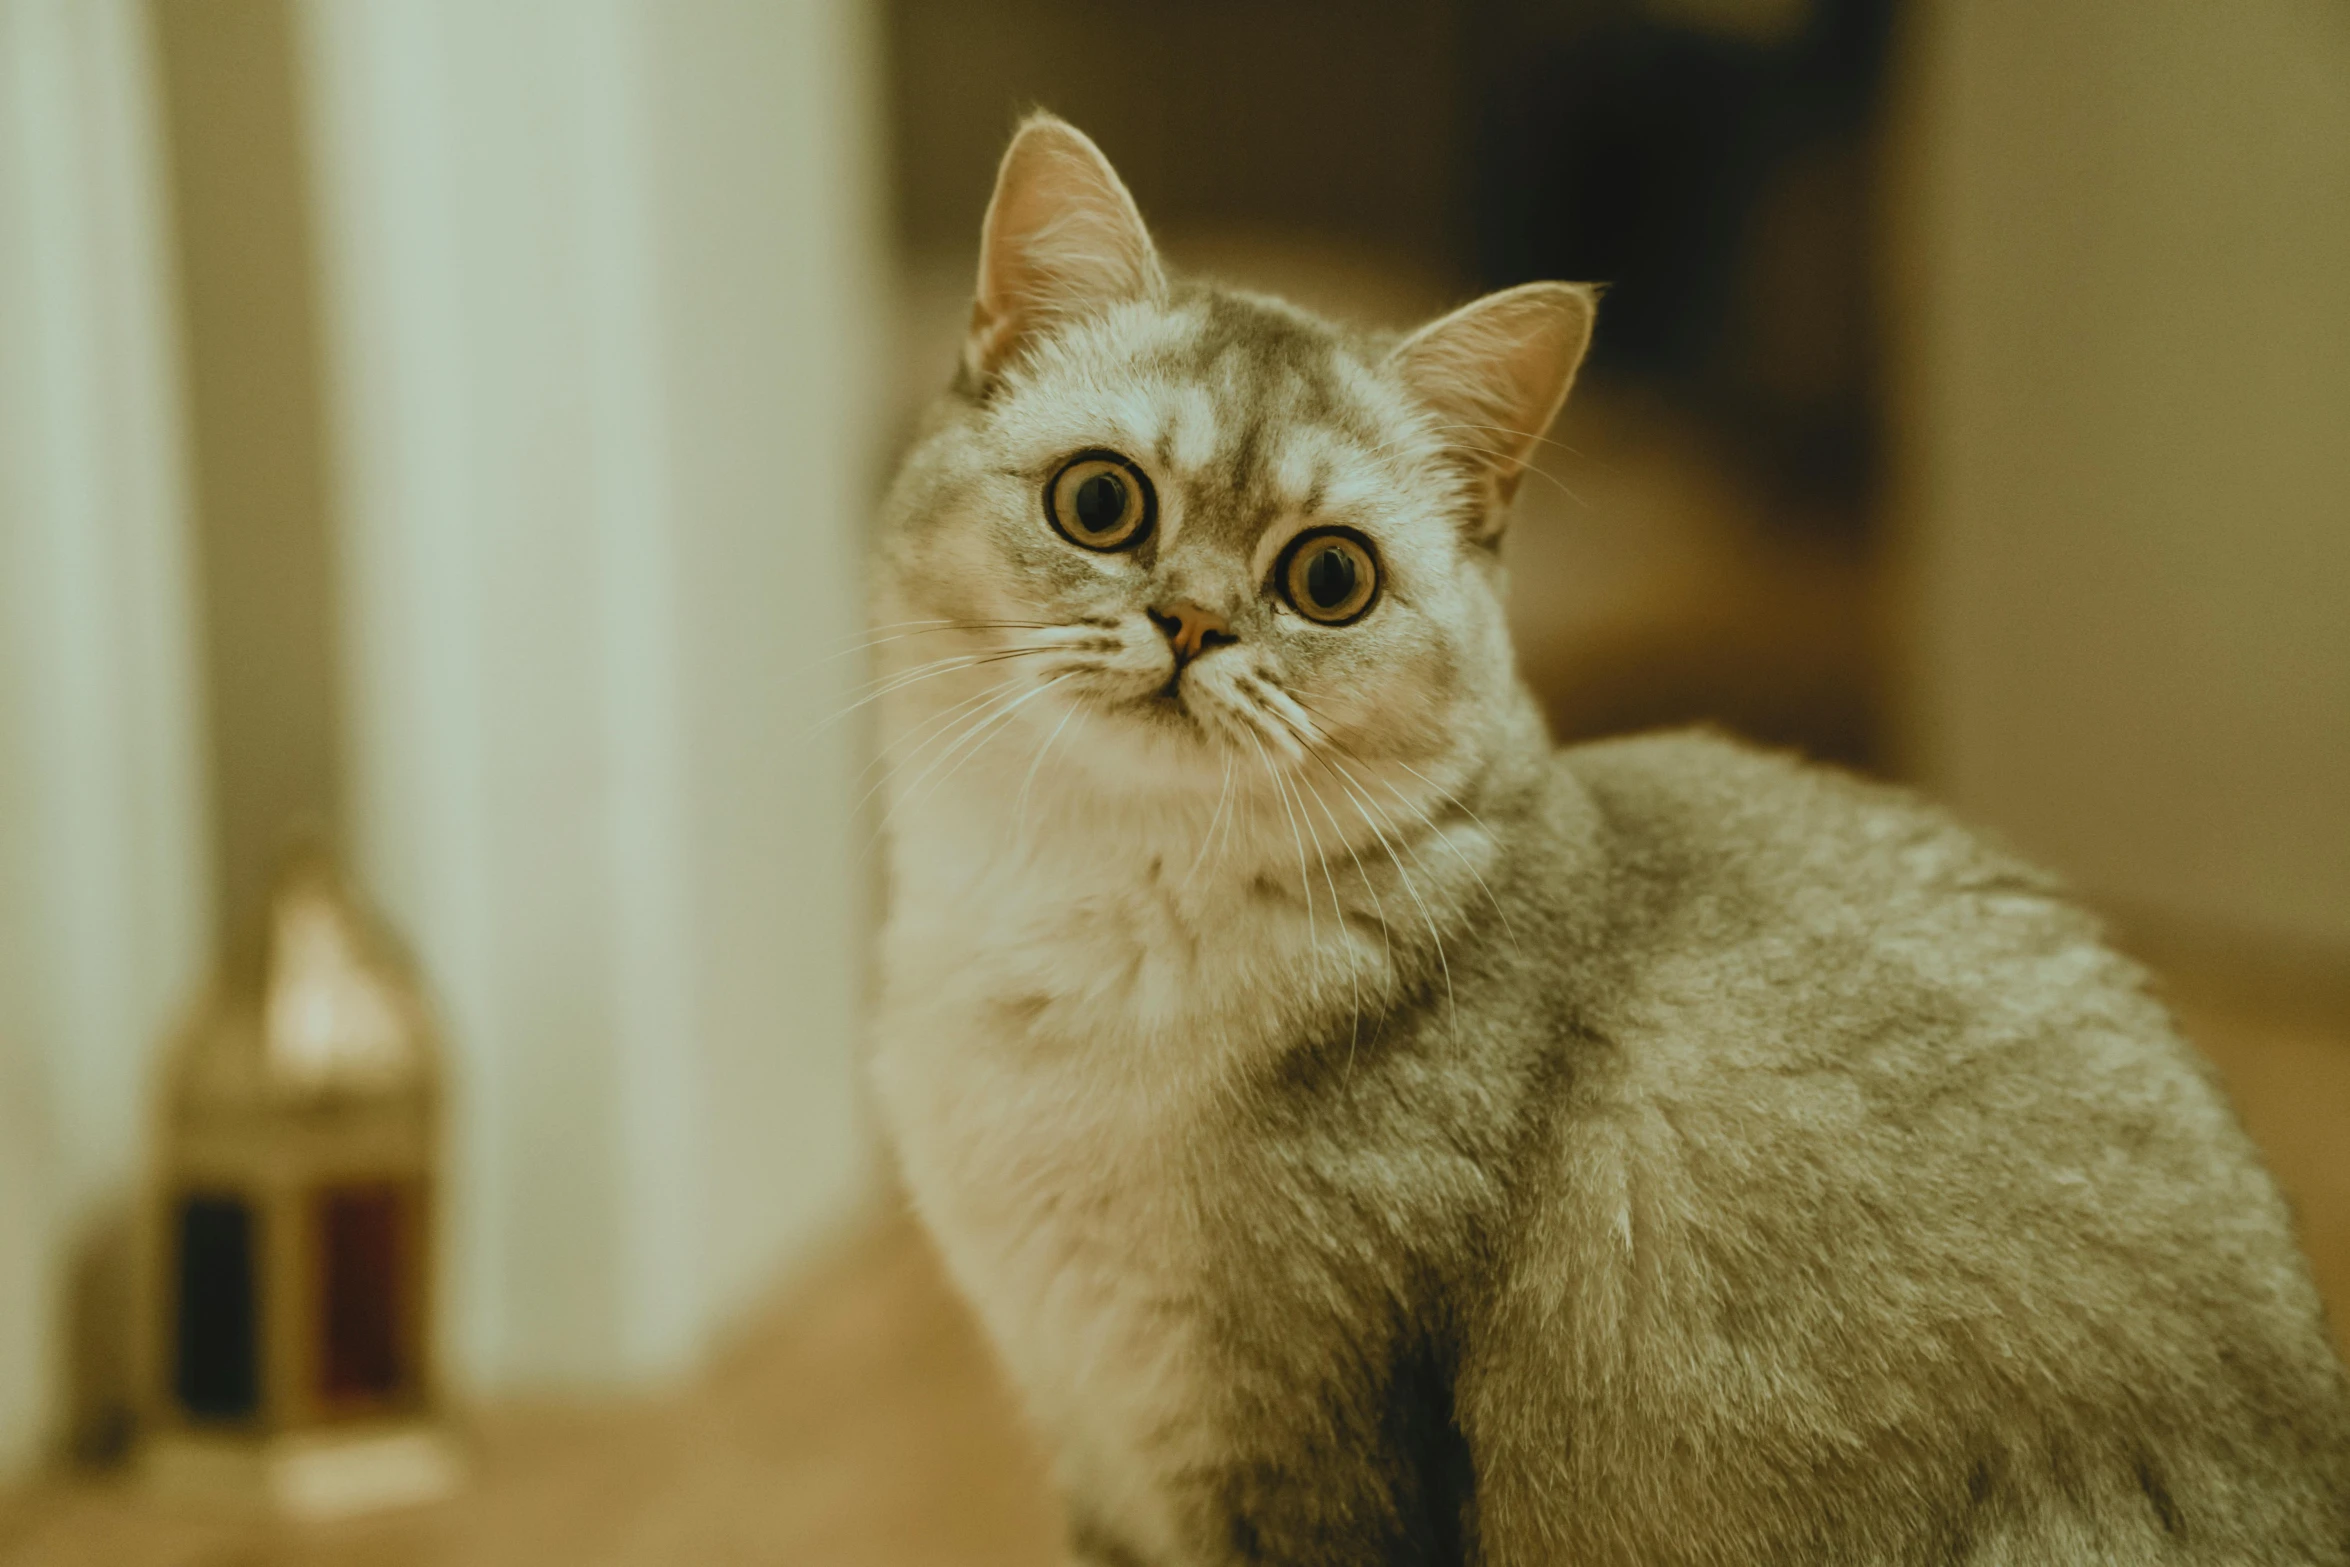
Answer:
1278;529;1380;625
1046;450;1154;552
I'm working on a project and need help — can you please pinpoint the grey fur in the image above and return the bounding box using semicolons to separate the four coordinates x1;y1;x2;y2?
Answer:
1175;730;2350;1563
869;115;2350;1566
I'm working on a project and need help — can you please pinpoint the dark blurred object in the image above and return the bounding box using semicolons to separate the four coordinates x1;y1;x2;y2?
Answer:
1471;0;1897;527
888;0;1469;271
1471;0;1900;767
1505;393;1880;769
140;857;458;1518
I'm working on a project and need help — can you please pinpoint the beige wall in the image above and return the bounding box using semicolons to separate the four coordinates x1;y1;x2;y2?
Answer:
1896;0;2350;963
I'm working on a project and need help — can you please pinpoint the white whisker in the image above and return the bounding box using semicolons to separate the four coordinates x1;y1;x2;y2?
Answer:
1179;749;1237;892
825;619;1057;662
1307;744;1458;1042
1377;763;1520;950
1291;766;1364;1078
857;678;1042;860
819;646;1055;733
1295;764;1394;973
869;673;1041;821
1245;727;1319;949
856;677;1008;796
898;673;1076;819
1015;699;1083;834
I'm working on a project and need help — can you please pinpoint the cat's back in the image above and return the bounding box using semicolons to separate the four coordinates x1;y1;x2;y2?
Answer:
1463;729;2350;1562
1554;727;2207;1100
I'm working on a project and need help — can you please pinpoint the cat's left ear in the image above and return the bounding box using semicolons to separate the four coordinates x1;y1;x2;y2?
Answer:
1386;282;1597;537
965;113;1165;384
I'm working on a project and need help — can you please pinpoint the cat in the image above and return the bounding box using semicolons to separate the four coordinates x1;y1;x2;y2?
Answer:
866;112;2350;1565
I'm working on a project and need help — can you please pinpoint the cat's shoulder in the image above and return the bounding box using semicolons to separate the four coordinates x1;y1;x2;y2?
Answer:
1551;725;2044;899
1556;723;1922;824
1538;725;2111;997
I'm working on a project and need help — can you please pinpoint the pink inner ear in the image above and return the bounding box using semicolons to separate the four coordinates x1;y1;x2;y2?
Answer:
968;118;1164;380
1386;282;1597;509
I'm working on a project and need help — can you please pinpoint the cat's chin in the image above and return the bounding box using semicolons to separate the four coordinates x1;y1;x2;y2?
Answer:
1057;655;1295;773
1061;665;1200;726
1102;688;1221;753
1131;687;1197;726
1132;684;1268;752
1068;684;1250;778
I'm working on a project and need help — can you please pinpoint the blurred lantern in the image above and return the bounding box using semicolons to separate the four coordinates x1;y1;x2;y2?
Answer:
140;854;461;1516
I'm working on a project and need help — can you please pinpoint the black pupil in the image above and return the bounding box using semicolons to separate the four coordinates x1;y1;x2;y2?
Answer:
1305;544;1357;610
1074;471;1127;535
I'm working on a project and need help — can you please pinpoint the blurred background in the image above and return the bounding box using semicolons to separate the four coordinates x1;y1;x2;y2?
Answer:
0;0;2343;1560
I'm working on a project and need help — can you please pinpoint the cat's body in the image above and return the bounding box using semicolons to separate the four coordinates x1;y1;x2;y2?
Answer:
868;116;2350;1564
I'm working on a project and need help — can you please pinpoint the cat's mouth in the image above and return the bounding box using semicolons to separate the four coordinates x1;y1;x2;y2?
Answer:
1112;663;1215;733
1087;658;1310;763
1136;678;1197;723
1057;641;1251;748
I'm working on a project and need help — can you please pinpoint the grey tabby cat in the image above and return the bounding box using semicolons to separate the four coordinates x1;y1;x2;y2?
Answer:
866;114;2350;1565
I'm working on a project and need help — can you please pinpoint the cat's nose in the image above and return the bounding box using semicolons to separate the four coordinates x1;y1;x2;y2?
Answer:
1147;600;1237;667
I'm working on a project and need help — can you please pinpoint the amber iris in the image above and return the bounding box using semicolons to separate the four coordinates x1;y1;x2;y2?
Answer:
1280;529;1380;624
1046;450;1154;551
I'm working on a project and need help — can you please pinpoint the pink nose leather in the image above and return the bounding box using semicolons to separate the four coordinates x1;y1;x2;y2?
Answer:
1149;601;1235;665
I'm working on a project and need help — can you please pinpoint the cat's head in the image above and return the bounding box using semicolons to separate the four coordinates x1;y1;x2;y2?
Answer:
876;114;1592;812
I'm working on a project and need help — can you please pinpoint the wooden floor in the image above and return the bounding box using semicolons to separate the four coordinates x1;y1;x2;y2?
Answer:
3;967;2343;1567
0;1214;1060;1567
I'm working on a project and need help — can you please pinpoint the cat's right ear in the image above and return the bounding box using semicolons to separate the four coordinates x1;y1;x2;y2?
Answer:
1386;281;1597;538
965;113;1165;384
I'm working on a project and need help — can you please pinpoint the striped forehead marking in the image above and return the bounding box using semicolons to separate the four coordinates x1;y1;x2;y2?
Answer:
1135;294;1376;555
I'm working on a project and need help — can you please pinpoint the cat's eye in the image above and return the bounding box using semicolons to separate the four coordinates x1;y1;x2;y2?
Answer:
1277;529;1380;625
1046;450;1154;552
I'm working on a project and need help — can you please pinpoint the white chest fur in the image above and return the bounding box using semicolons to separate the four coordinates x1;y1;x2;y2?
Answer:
870;790;1387;1554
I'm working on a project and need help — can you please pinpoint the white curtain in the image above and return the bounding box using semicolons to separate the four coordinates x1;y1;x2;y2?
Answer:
0;0;212;1478
298;0;886;1392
